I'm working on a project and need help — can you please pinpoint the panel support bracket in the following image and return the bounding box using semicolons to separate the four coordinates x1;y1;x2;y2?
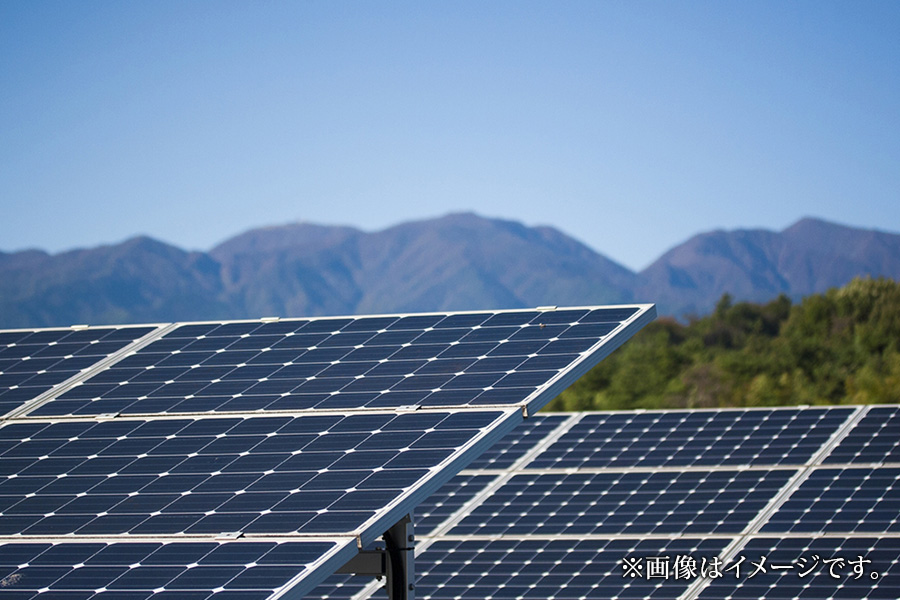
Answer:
338;513;415;600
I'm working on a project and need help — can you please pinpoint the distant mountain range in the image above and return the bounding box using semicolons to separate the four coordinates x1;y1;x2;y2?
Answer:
2;213;899;328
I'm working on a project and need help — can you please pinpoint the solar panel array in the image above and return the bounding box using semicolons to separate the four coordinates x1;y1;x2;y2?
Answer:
309;405;899;599
0;305;655;599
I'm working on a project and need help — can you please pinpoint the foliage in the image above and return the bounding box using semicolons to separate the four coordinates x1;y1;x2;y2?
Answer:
544;277;900;411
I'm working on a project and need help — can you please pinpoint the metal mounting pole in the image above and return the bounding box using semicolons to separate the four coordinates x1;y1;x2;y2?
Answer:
383;513;415;600
336;513;415;600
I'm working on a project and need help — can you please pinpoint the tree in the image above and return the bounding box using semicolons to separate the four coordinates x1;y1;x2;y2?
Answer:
544;278;900;411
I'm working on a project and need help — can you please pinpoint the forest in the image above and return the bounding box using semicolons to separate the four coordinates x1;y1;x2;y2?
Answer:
545;277;900;411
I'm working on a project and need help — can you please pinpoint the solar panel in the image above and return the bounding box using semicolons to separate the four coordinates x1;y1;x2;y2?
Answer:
308;405;899;599
529;407;853;469
0;305;655;599
0;538;353;599
824;405;900;464
0;325;157;419
28;306;654;418
450;470;794;536
762;466;900;533
11;309;895;600
0;409;514;538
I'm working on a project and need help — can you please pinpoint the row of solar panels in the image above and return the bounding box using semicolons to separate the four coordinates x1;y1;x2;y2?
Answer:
3;308;896;599
308;405;900;599
1;307;651;419
0;307;655;599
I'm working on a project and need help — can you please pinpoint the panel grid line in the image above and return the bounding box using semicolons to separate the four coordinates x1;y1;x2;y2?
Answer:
421;413;584;542
348;412;585;600
676;404;871;600
461;464;807;475
5;324;171;420
520;307;656;415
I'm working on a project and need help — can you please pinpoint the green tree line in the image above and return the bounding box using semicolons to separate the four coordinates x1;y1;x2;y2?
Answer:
545;277;900;411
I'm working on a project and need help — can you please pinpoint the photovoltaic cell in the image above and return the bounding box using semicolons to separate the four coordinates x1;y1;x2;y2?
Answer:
529;408;853;469
0;326;156;418
825;405;900;465
762;466;900;533
450;469;794;536
28;307;651;417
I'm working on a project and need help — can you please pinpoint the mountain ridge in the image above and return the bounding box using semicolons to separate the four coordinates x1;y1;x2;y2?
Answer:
2;213;898;328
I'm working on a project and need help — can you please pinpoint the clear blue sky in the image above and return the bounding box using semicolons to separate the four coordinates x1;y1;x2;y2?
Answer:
2;1;898;271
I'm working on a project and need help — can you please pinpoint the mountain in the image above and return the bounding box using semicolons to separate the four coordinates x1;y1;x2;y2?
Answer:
0;213;635;328
209;213;636;318
1;214;898;328
637;218;900;316
0;236;230;328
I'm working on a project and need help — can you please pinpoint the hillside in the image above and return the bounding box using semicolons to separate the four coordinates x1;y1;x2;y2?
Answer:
0;237;229;327
638;218;900;316
2;213;899;328
209;213;636;318
546;277;900;410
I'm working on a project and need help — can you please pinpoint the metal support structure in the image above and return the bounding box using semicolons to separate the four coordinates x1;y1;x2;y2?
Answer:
383;513;415;600
337;513;415;600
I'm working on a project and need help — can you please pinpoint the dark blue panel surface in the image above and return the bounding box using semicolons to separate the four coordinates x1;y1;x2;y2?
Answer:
762;466;900;533
0;410;508;537
826;406;900;465
29;308;648;416
450;470;794;535
530;408;852;469
466;414;567;470
414;474;494;535
0;326;155;418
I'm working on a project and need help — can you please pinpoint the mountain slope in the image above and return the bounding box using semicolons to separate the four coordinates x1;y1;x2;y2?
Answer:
0;237;229;328
209;213;636;317
637;218;900;316
2;214;898;328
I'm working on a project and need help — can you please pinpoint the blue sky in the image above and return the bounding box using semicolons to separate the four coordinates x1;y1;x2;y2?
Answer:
2;1;898;271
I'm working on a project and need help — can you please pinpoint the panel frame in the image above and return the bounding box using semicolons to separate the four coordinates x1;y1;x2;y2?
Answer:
16;305;656;419
350;407;523;548
1;323;167;420
0;407;523;545
517;304;655;415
